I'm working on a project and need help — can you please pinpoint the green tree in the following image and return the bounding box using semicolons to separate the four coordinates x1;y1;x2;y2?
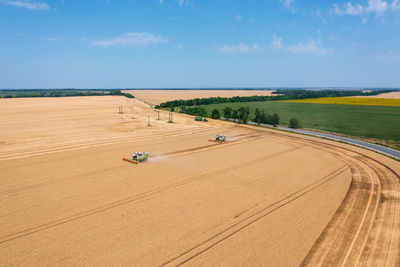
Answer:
263;113;272;124
238;107;250;121
260;109;267;124
241;113;249;124
232;109;239;121
271;113;280;126
289;117;301;129
254;108;262;123
211;108;221;119
222;106;233;118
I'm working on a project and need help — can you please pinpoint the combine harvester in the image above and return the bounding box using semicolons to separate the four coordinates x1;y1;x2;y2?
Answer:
209;134;226;144
123;152;151;164
195;117;208;122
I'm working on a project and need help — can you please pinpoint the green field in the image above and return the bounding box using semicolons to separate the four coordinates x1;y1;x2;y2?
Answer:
201;101;400;146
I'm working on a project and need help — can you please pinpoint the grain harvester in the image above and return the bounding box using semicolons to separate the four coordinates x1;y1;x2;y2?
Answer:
209;134;226;144
123;152;151;164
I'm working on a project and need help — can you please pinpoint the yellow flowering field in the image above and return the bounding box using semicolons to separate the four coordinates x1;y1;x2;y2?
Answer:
283;97;400;106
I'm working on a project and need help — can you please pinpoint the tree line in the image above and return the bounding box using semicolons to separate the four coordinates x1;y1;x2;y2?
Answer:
0;89;134;98
155;89;394;109
272;89;393;99
179;106;208;117
213;107;281;126
179;106;301;129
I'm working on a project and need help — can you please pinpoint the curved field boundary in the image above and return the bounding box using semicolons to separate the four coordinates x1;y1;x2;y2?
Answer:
233;124;400;266
301;155;399;266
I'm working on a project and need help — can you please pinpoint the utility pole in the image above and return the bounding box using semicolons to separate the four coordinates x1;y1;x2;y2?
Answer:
157;110;160;120
148;115;150;126
168;112;173;123
131;105;134;119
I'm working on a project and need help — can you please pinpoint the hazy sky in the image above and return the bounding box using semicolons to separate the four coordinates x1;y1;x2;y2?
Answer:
1;0;400;88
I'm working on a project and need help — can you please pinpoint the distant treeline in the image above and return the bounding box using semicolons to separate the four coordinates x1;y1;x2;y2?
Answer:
0;89;134;98
156;89;394;108
178;105;302;128
179;106;278;125
272;89;393;98
179;106;209;117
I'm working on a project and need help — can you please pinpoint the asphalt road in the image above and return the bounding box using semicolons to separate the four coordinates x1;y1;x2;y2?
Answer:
244;121;400;160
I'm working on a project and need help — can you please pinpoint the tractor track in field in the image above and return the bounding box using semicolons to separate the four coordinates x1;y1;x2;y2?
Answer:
0;127;233;171
158;125;399;266
0;125;220;161
2;112;399;266
160;165;350;266
0;146;301;245
300;157;379;266
300;154;399;266
159;134;261;157
235;125;400;267
0;133;259;197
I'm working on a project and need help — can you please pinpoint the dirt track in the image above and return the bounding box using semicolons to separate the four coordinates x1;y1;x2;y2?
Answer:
0;96;399;266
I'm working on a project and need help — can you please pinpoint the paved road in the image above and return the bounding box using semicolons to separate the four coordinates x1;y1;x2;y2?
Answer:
244;121;400;160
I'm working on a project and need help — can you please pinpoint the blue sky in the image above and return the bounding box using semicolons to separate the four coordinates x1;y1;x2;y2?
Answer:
0;0;399;88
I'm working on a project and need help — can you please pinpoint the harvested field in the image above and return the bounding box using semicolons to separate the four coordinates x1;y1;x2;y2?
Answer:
122;89;276;105
0;96;399;266
0;96;215;160
357;91;400;99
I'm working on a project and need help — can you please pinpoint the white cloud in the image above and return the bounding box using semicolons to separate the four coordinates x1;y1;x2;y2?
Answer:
177;0;184;6
286;39;328;55
159;0;163;4
272;35;283;49
280;0;296;12
234;15;242;20
332;0;391;16
366;0;389;14
91;32;168;47
5;1;49;10
14;32;28;37
43;37;63;42
316;8;327;24
220;43;258;54
371;50;400;61
272;35;328;55
333;3;364;15
392;0;400;10
366;0;388;13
